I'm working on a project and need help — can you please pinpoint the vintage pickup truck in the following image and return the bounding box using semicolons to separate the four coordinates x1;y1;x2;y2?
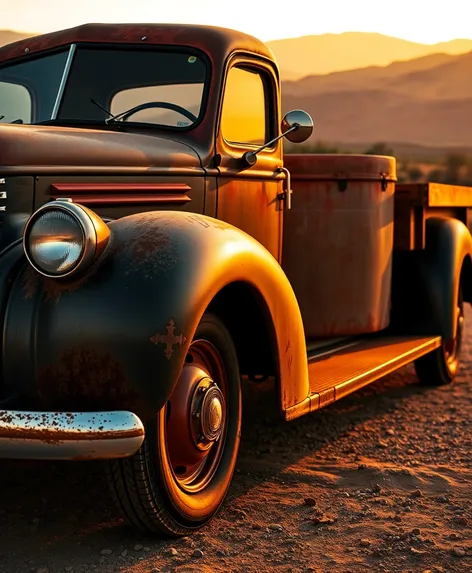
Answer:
0;22;471;537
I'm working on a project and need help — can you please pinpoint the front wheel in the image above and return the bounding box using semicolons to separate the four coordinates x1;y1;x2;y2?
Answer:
106;313;242;536
414;288;464;386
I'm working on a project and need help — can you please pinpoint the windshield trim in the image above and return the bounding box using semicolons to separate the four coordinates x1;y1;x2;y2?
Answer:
51;44;76;120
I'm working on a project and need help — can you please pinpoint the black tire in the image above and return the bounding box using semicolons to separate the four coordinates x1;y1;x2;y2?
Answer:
106;312;241;536
414;287;464;386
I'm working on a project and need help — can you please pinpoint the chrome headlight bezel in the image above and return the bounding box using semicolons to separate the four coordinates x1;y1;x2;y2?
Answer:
23;199;110;279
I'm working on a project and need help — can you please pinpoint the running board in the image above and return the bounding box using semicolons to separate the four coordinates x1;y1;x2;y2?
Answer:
285;336;441;421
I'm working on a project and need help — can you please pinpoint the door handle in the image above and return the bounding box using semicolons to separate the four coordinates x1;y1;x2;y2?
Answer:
277;167;292;210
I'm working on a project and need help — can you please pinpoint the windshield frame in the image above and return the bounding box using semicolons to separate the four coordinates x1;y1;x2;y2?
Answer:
50;44;77;120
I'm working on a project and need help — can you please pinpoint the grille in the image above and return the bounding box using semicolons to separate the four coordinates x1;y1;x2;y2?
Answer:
0;178;5;244
0;178;5;398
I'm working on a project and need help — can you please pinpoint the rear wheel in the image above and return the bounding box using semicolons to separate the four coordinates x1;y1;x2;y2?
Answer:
106;313;241;536
414;287;464;386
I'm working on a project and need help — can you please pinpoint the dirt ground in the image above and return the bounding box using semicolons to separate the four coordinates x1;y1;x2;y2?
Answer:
1;311;471;573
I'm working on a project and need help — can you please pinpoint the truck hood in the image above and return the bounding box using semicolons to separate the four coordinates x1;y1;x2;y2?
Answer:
0;124;202;169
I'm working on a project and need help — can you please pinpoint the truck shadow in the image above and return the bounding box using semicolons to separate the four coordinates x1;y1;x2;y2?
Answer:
235;365;432;481
0;361;440;567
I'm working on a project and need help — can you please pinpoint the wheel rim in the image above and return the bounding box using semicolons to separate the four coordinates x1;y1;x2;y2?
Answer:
165;339;228;493
444;301;464;365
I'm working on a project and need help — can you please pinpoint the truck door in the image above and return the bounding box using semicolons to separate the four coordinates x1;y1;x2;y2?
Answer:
214;59;284;263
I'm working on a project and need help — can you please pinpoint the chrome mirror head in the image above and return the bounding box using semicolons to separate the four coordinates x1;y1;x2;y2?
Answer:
282;109;314;143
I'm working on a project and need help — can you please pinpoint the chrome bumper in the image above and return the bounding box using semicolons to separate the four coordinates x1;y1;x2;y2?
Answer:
0;410;145;460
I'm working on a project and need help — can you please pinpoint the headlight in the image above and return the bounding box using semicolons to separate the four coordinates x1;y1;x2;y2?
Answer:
23;199;110;279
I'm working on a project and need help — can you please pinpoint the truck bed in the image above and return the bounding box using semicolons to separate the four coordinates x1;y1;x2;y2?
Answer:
394;182;472;250
396;182;472;207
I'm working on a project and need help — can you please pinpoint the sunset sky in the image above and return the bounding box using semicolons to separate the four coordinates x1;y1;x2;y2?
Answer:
2;0;472;44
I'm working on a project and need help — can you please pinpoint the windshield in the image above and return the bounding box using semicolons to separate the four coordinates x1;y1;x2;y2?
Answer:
0;50;70;124
0;45;208;129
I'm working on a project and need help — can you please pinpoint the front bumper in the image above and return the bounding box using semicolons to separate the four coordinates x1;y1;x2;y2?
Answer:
0;410;145;460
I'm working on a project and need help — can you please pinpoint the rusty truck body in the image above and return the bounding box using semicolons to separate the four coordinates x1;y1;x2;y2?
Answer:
0;23;471;536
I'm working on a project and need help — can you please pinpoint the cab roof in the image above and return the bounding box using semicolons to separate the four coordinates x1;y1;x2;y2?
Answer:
0;23;276;65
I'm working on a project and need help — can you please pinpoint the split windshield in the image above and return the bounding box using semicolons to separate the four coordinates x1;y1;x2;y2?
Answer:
0;45;208;128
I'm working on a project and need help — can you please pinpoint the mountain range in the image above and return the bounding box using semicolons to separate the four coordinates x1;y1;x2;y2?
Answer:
0;30;34;47
281;50;472;147
266;32;472;80
2;29;472;147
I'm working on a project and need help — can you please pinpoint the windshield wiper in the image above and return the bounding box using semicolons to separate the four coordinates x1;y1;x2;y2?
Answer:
90;97;156;124
0;115;24;124
90;98;114;120
90;98;126;124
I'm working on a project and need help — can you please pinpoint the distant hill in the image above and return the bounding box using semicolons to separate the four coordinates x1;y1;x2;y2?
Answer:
281;50;472;147
0;30;33;47
267;32;472;80
283;91;472;147
281;53;457;97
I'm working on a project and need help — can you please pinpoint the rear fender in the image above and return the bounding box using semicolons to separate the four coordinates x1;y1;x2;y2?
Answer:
3;211;309;421
390;216;472;340
423;217;472;339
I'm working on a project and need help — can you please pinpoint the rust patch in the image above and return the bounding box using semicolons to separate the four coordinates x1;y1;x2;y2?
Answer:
318;388;336;408
111;213;186;278
21;266;41;300
21;255;104;304
150;318;187;359
284;338;293;377
37;347;140;411
132;228;171;260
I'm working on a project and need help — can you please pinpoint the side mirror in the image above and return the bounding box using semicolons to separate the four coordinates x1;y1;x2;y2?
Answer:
241;109;314;167
281;109;314;143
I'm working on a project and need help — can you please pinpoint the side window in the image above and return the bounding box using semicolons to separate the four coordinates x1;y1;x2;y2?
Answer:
221;66;267;146
0;82;31;124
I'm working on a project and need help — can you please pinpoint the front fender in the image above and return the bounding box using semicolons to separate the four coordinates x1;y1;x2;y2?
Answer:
2;211;309;421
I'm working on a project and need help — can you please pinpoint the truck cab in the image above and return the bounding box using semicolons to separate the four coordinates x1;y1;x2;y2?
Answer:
0;23;471;537
0;24;308;259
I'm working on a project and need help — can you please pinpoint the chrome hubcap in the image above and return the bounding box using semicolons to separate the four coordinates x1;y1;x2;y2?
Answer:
191;380;225;451
165;338;228;492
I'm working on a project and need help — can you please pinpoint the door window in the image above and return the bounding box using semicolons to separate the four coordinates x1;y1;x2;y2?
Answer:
221;66;267;146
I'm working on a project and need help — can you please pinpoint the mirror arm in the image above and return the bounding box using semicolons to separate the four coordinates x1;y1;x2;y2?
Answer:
241;123;300;167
